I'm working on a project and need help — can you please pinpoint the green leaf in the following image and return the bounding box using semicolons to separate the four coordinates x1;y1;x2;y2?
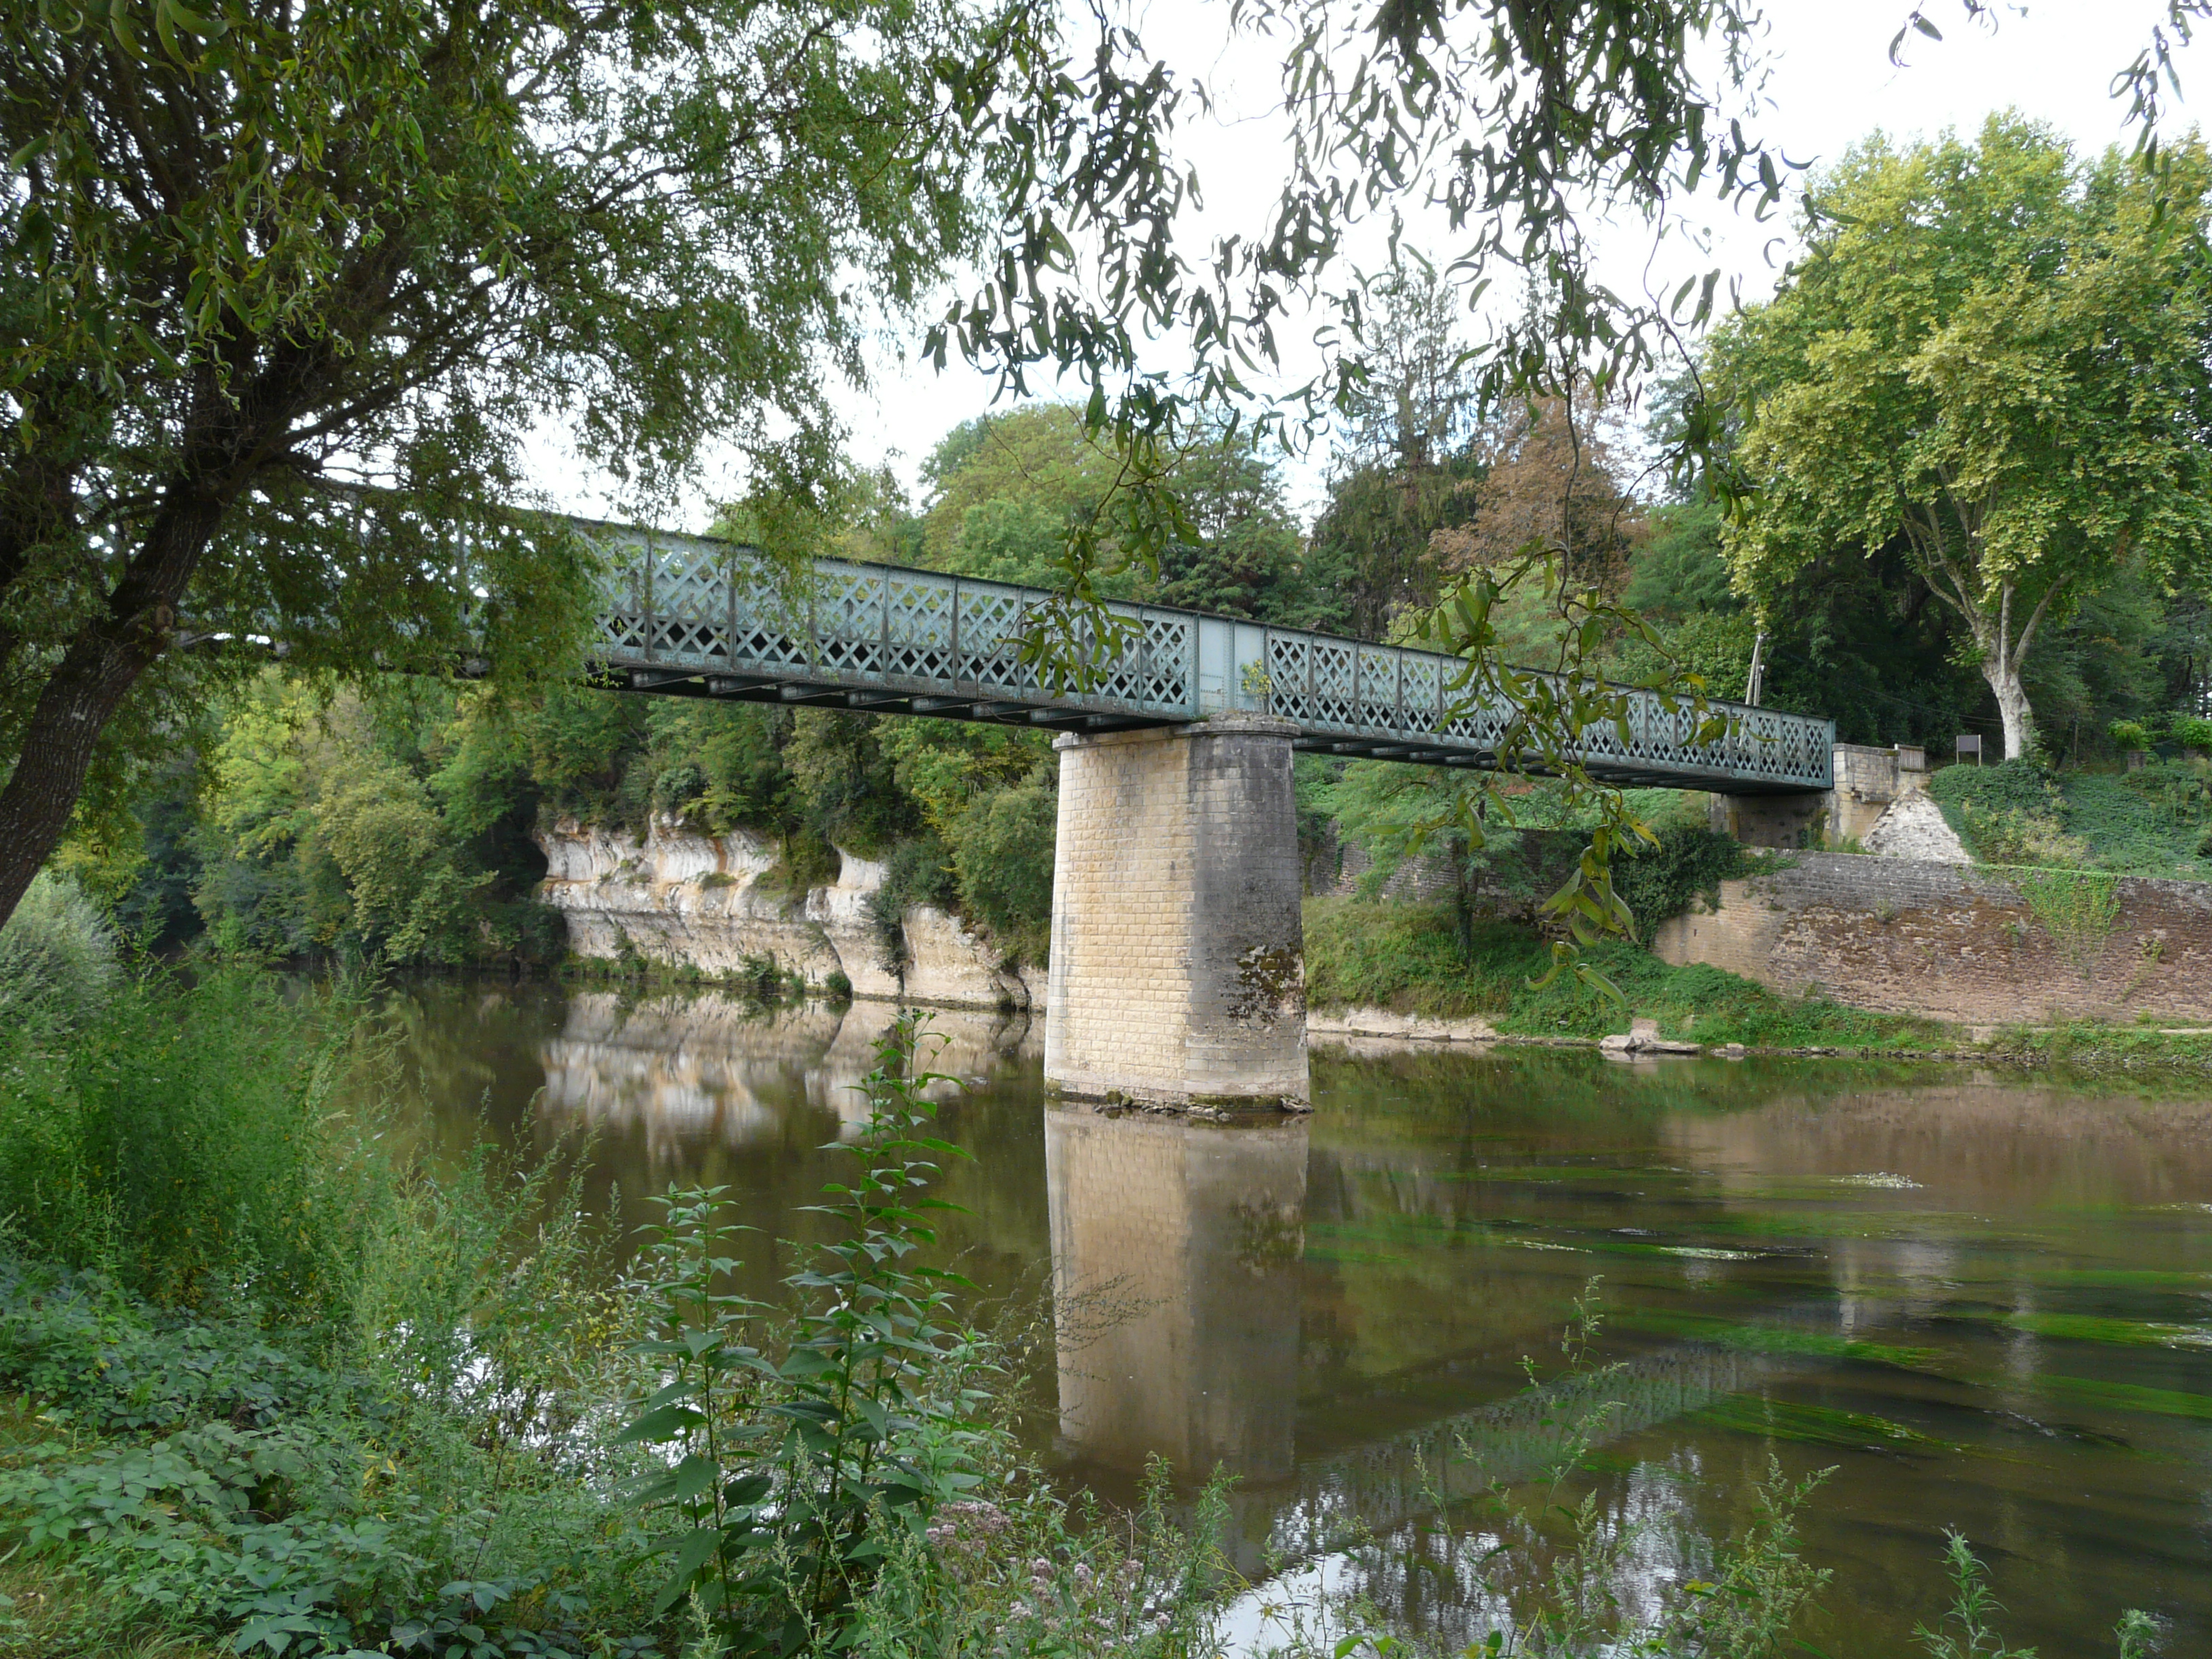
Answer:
613;1404;707;1445
650;1527;724;1614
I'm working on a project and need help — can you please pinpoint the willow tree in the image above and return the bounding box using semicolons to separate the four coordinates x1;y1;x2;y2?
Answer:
1714;116;2212;759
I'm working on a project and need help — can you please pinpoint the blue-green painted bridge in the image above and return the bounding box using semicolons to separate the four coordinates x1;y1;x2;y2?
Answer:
577;516;1835;795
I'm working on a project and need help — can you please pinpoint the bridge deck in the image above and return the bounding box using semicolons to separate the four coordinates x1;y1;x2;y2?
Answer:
579;518;1833;794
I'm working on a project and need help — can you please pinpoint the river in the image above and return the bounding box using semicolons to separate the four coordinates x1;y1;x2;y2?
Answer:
380;981;2212;1656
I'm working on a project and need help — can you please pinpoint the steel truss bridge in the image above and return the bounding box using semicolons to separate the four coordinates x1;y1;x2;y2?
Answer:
578;516;1835;794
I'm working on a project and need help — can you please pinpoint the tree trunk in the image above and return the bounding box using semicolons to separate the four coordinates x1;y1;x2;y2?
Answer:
1988;655;2036;762
0;493;224;930
1951;575;2051;763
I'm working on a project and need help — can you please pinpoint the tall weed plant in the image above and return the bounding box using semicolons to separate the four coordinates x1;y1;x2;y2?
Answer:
0;964;382;1316
0;870;119;1033
616;1015;1004;1654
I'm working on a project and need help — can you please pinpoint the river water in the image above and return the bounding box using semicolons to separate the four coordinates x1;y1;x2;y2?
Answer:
384;982;2212;1656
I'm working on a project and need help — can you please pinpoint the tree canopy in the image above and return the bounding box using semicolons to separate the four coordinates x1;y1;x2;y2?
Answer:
8;0;2211;934
0;0;1036;922
1713;115;2212;759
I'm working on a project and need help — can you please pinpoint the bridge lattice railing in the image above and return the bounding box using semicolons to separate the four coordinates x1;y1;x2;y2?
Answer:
583;523;1834;792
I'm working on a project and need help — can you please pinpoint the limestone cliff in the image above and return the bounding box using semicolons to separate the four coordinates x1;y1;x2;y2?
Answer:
534;817;1036;1010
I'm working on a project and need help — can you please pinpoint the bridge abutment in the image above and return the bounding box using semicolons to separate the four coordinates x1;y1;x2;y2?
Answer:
1711;741;1929;849
1708;791;1830;849
1045;714;1309;1111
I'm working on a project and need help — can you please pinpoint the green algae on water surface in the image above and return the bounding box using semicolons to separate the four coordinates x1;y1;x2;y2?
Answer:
1945;1310;2212;1350
1626;1311;1943;1372
1688;1393;1965;1454
2007;1312;2212;1349
2042;1376;2212;1420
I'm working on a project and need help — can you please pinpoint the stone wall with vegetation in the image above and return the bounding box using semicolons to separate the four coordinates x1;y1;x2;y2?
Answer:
1650;853;2212;1026
537;817;1036;1010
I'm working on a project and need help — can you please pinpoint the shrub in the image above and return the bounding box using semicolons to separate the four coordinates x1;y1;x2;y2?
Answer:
2108;718;2154;753
948;778;1055;964
2175;714;2212;754
0;872;119;1032
865;837;962;975
1927;758;2090;867
1610;824;1749;936
652;759;709;821
0;966;373;1315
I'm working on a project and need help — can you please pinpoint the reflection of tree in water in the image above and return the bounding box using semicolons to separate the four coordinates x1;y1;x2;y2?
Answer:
1231;1194;1306;1273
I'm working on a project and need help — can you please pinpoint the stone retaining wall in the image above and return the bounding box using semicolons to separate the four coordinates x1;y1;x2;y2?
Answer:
1650;853;2212;1025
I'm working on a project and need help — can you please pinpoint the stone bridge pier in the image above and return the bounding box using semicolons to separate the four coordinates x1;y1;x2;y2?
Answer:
1044;714;1309;1111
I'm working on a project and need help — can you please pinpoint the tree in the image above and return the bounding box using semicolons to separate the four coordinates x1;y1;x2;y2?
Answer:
1714;115;2212;758
1306;268;1486;639
0;0;1042;926
918;404;1316;621
7;0;2199;934
1431;390;1643;599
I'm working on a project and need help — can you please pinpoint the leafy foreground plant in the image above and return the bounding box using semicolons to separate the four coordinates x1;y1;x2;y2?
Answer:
614;1012;994;1652
615;1012;1229;1657
0;985;1233;1659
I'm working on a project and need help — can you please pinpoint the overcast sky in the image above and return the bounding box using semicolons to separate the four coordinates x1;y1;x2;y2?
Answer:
529;1;2200;531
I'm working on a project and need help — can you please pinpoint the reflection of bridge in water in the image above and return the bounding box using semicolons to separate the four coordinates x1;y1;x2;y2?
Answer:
1044;1103;1780;1582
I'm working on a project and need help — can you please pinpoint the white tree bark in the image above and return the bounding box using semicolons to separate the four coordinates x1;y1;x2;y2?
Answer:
1959;577;2058;761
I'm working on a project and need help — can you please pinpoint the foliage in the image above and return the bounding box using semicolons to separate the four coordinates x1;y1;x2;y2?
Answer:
2110;720;2155;753
1431;390;1643;603
0;871;118;1033
1401;546;1730;993
0;966;380;1315
1616;498;2005;753
1715;116;2212;759
1305;267;1486;639
866;839;962;977
1300;899;1944;1050
1929;756;2212;878
0;975;672;1659
1609;825;1753;938
947;780;1057;968
1913;1532;2039;1659
917;404;1319;626
191;678;558;968
0;980;1233;1659
5;0;1040;920
614;1016;994;1652
2012;869;2123;977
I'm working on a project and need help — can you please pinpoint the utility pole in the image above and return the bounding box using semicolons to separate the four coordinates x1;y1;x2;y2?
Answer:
1744;631;1768;708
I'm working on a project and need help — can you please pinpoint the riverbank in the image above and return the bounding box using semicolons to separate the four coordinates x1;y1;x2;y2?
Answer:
1302;897;2212;1078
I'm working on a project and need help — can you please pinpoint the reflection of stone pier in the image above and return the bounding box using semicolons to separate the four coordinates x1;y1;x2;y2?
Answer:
1045;1104;1308;1481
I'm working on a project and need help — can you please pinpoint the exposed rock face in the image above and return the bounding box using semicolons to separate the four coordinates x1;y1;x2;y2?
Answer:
1862;794;1971;863
535;817;1033;1009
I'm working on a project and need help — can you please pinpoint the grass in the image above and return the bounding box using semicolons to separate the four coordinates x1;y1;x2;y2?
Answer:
1303;897;1946;1050
1978;1021;2212;1083
1929;756;2212;879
